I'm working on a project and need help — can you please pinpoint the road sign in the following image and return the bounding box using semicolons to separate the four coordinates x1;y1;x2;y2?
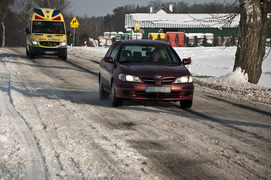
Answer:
70;17;79;28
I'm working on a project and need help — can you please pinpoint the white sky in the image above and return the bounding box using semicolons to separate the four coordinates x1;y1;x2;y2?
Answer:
67;0;237;17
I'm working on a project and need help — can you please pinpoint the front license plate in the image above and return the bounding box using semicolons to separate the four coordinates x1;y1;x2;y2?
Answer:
44;51;55;55
145;86;171;93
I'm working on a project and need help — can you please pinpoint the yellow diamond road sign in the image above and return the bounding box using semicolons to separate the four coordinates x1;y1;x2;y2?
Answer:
70;17;79;28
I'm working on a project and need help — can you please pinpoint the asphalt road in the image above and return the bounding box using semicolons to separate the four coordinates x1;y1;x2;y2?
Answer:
0;47;270;179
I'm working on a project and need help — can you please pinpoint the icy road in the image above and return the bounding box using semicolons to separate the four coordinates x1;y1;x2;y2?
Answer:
0;47;270;180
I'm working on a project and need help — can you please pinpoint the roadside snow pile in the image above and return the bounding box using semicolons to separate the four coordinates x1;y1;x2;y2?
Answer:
193;71;271;103
174;47;271;88
174;46;271;103
222;68;248;82
68;46;107;60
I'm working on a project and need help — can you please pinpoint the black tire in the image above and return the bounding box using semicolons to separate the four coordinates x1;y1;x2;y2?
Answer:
180;100;192;109
99;78;109;100
61;55;67;60
26;47;29;57
29;49;35;59
111;81;123;107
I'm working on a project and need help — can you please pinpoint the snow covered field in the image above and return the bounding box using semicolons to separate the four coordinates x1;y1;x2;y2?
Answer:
174;47;271;88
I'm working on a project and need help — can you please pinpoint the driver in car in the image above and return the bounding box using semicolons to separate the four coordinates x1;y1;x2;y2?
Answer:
148;48;165;62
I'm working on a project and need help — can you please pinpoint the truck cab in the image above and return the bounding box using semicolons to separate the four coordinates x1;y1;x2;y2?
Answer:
26;8;67;60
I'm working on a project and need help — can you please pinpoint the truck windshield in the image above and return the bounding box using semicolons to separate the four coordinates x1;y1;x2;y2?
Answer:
32;21;65;34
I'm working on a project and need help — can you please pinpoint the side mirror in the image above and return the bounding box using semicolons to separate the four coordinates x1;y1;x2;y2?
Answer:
25;28;30;34
104;57;113;63
183;57;191;65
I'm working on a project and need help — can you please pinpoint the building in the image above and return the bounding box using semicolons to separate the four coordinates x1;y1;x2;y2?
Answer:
125;5;240;40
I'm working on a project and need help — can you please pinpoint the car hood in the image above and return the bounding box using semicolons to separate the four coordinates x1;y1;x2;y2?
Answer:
118;63;191;78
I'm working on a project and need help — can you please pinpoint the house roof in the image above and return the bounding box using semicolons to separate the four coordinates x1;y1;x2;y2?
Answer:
152;5;172;14
125;13;240;29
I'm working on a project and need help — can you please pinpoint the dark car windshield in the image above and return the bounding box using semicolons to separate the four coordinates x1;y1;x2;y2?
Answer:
118;45;181;64
32;21;65;34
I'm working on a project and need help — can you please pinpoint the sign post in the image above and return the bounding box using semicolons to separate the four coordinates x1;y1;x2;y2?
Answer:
70;17;79;46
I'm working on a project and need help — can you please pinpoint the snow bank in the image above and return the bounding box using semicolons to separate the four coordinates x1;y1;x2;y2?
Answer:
222;68;248;83
68;46;107;60
174;47;271;102
173;47;271;88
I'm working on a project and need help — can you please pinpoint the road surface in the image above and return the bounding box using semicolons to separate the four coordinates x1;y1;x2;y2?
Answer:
0;47;270;179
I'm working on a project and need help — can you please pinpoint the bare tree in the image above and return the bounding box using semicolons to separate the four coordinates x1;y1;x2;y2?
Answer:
234;0;271;84
148;0;163;10
0;0;14;47
12;0;71;24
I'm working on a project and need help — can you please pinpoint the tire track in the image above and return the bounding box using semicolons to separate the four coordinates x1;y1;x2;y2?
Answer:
0;58;47;179
4;50;75;179
12;49;153;179
88;105;213;179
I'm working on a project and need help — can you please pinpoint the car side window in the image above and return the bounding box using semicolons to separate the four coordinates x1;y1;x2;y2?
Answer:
104;43;116;58
109;43;120;61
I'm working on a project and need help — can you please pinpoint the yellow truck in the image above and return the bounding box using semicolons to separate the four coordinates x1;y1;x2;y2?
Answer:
26;8;67;60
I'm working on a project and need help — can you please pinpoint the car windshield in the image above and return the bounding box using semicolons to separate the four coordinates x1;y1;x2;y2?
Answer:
32;21;65;34
118;45;181;64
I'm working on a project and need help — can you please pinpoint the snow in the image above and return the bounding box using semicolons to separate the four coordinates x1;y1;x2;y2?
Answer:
173;46;271;88
214;68;248;83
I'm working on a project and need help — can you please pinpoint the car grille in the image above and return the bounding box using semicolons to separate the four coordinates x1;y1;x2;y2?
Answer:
142;77;155;84
135;91;179;98
142;77;175;85
161;78;174;85
40;41;60;47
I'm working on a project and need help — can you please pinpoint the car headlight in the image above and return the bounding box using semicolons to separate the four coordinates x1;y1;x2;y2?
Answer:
61;40;67;46
119;74;141;82
32;39;38;45
175;76;193;83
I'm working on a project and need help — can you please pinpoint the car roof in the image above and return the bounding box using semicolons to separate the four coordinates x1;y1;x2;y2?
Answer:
117;40;170;46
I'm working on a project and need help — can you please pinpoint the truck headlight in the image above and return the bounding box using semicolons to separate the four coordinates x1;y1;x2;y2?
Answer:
175;76;193;83
61;40;67;46
32;39;38;45
119;74;141;82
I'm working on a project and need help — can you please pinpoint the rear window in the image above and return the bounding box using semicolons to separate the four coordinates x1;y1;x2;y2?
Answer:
32;21;65;34
118;45;181;64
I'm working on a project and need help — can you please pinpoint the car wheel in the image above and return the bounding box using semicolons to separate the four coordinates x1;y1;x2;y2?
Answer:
29;49;35;59
180;100;192;109
99;78;109;100
59;55;67;60
111;81;123;107
26;47;29;57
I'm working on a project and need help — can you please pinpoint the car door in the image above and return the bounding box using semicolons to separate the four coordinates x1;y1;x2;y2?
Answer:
100;42;121;91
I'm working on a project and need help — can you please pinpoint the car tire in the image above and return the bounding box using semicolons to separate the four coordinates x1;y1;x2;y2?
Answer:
26;47;29;57
111;81;123;107
59;55;67;60
180;100;192;109
29;48;35;59
99;78;109;100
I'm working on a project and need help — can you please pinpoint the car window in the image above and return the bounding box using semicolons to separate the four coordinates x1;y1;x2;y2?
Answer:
118;45;181;64
109;43;120;61
104;43;116;58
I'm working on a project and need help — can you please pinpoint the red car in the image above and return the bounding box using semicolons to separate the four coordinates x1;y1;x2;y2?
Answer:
99;40;194;108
